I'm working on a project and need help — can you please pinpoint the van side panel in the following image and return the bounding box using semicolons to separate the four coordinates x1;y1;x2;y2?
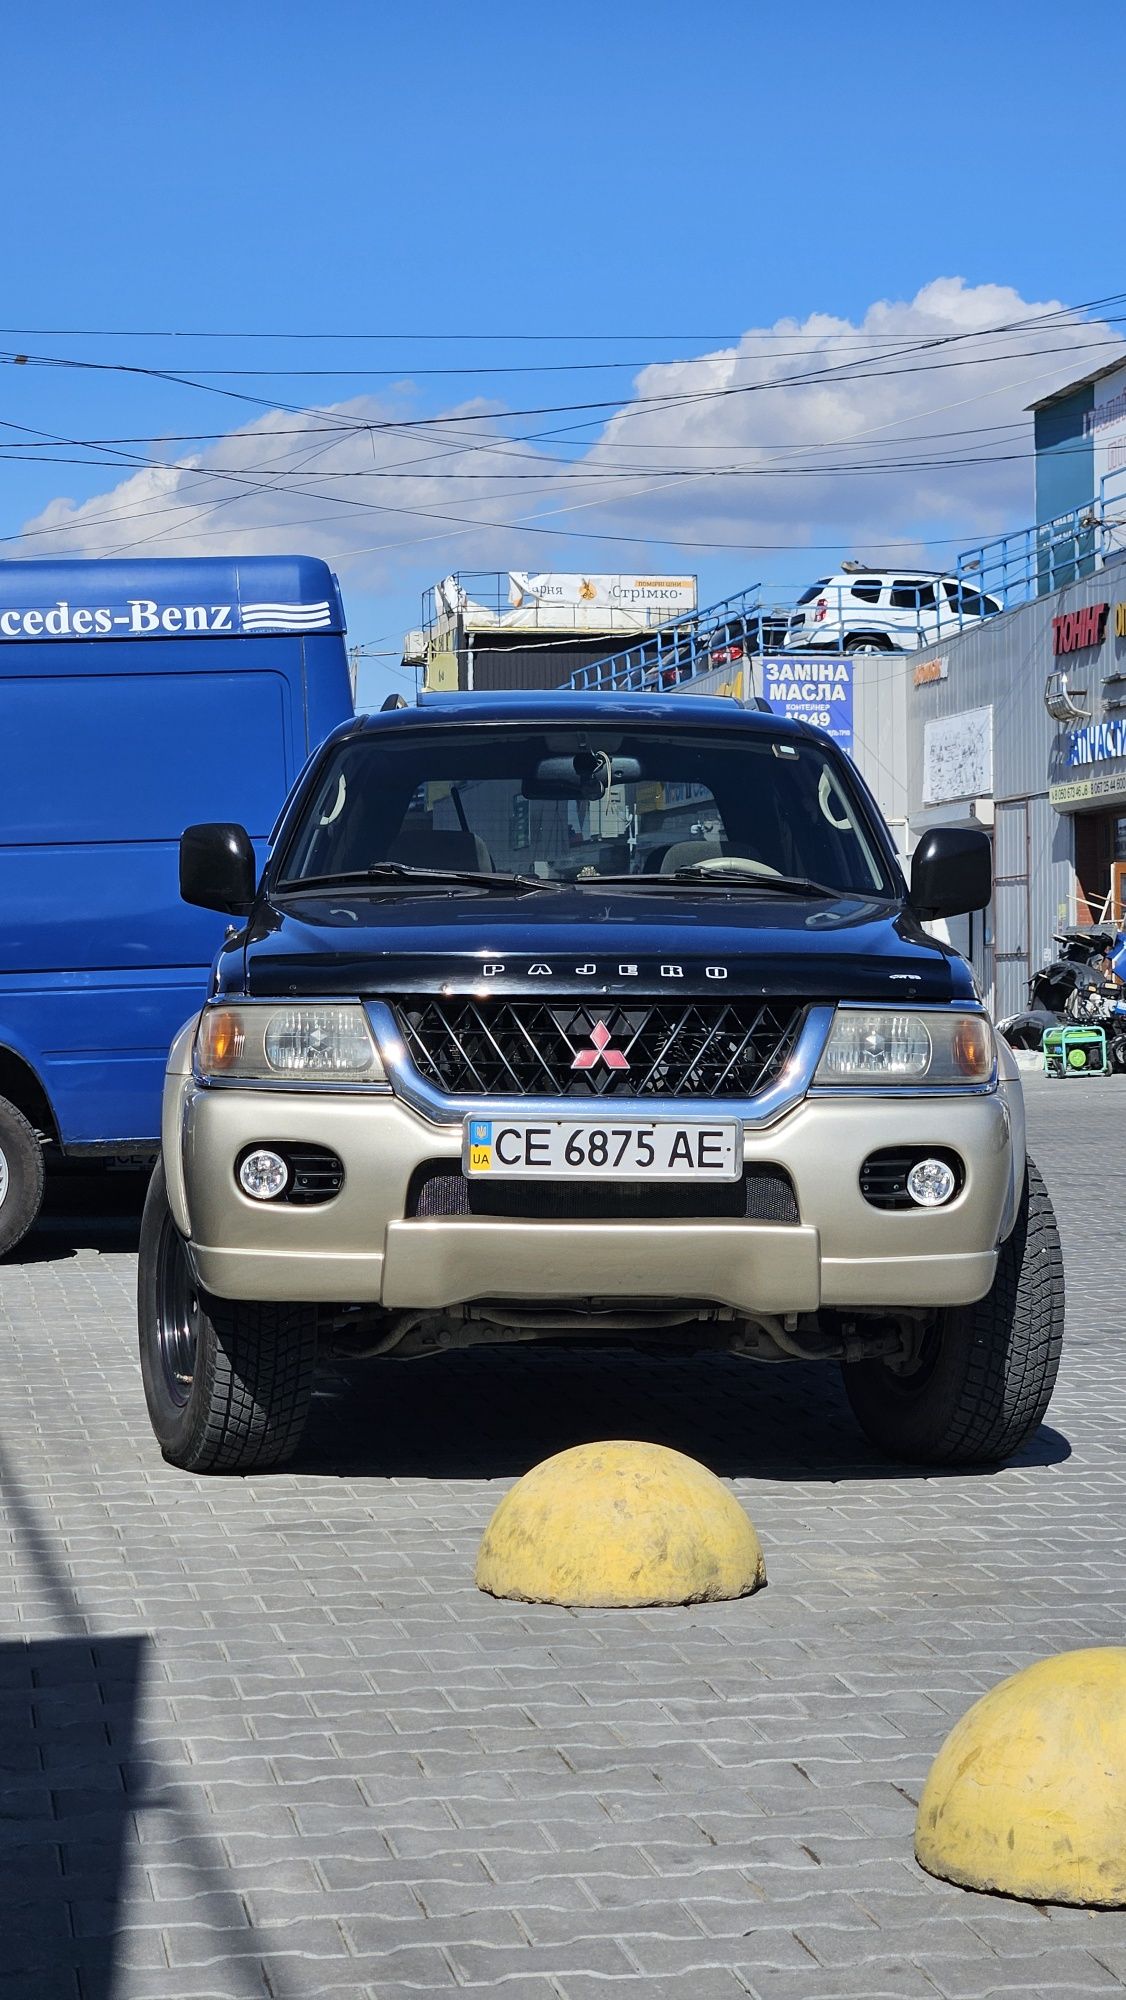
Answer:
0;664;290;969
1;645;305;1144
0;971;216;1145
301;631;356;756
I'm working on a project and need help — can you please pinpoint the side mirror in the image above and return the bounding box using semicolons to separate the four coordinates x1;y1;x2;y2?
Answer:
910;825;991;920
180;822;257;915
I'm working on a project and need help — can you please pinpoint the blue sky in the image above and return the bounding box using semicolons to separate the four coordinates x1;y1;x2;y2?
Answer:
0;0;1121;704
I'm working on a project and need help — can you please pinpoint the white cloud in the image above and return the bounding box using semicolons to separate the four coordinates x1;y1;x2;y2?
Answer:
14;278;1122;588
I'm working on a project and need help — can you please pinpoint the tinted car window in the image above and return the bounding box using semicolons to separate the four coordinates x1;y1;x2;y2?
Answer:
796;580;832;605
942;581;984;616
278;727;894;898
850;581;882;603
890;581;936;609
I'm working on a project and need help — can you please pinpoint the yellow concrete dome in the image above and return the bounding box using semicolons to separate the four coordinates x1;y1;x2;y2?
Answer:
916;1647;1126;1905
474;1439;766;1608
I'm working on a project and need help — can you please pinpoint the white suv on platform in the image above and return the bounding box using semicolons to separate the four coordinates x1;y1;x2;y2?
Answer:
785;569;1001;653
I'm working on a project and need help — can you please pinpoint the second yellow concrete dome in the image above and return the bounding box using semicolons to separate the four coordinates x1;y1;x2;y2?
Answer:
916;1646;1126;1905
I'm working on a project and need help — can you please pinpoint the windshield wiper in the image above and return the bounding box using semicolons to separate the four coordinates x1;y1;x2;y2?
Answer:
668;866;842;897
276;862;564;895
580;868;844;897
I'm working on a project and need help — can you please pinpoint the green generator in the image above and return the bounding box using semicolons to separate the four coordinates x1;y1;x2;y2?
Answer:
1043;1024;1109;1077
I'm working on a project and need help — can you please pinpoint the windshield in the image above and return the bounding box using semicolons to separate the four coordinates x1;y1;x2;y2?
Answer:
276;725;896;898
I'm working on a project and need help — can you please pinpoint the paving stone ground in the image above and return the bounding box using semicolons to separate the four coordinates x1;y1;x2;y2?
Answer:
1;1073;1125;1998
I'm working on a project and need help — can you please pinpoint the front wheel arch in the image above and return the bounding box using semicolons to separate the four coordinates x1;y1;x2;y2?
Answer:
137;1161;317;1473
843;632;893;653
841;1158;1063;1466
0;1045;59;1147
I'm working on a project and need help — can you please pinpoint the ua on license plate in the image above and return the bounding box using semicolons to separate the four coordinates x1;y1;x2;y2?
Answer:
463;1117;742;1181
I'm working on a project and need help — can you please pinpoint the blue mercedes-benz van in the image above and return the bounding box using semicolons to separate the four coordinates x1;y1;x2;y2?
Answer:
0;555;353;1252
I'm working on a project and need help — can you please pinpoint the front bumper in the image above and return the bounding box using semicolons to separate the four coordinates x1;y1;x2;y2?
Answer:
167;1051;1021;1315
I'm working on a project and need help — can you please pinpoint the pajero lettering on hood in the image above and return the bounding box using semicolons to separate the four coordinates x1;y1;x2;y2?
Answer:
225;887;966;1003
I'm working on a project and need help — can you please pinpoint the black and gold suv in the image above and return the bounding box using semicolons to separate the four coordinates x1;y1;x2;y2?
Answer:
137;693;1063;1475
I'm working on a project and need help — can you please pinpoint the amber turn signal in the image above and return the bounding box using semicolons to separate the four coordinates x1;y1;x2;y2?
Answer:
952;1015;992;1078
197;1009;245;1072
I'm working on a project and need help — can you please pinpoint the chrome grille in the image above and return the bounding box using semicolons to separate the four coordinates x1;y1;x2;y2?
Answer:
394;998;804;1099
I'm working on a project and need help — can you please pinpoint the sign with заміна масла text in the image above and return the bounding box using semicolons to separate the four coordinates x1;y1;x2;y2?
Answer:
762;654;853;756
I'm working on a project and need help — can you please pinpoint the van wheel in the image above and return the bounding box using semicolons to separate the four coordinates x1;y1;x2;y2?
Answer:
137;1162;317;1474
0;1096;47;1257
841;1160;1064;1466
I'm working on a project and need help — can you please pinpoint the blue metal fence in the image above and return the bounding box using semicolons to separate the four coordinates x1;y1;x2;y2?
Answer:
955;467;1126;611
566;575;1002;695
569;468;1126;699
566;584;770;692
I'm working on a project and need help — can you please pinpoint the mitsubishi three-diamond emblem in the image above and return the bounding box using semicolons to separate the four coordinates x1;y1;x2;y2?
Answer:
571;1020;629;1072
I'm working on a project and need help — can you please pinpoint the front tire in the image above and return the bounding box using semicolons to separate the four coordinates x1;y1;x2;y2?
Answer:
137;1162;317;1473
0;1095;47;1257
841;1160;1064;1466
844;634;892;654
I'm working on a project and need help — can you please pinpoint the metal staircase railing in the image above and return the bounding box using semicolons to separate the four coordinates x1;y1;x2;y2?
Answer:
956;467;1126;610
567;583;774;691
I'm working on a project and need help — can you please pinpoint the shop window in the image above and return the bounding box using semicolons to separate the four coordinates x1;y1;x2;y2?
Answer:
1075;810;1119;924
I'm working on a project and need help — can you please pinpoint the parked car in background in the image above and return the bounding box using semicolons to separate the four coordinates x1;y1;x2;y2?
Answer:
702;607;792;668
784;569;1002;653
642;608;794;687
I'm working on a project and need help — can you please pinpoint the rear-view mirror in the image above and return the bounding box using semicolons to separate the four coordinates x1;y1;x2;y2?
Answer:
523;754;643;800
180;822;258;915
910;825;991;920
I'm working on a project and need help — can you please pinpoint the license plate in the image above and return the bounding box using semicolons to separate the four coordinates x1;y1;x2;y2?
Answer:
463;1117;741;1181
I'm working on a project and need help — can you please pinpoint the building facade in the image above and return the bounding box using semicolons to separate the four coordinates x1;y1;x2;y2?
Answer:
904;566;1126;1018
405;572;699;692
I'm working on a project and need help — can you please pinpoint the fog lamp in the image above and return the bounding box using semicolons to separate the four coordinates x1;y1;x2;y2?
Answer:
906;1157;957;1208
238;1148;289;1201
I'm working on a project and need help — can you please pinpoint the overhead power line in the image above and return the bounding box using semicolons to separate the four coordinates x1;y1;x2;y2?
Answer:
6;330;1126;382
3;291;1125;442
0;290;1124;342
4;334;1124;435
1;289;1123;566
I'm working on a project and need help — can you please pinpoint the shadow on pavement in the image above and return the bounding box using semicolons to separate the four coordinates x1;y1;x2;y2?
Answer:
0;1441;306;2000
301;1349;1072;1484
0;1630;147;1996
5;1171;1072;1488
3;1167;149;1266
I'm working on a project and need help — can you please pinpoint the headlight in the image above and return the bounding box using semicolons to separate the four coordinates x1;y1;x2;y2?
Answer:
814;1009;994;1087
195;1004;386;1083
